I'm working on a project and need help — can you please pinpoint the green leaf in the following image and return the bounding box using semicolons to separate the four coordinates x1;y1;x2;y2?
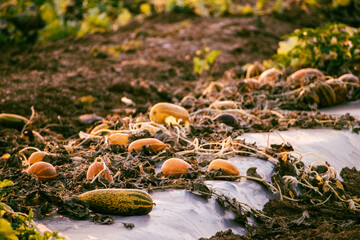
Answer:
0;218;18;240
40;3;57;23
206;50;221;64
140;3;152;15
0;180;13;188
256;0;268;10
271;23;359;75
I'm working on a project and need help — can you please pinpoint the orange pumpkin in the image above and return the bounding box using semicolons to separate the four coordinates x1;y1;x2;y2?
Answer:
208;159;239;176
161;158;192;177
28;151;47;165
27;162;57;180
87;161;113;182
108;133;129;146
128;138;166;153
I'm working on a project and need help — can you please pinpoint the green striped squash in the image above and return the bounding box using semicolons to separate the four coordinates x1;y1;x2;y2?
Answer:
326;79;347;105
298;86;320;106
314;81;337;108
77;189;153;216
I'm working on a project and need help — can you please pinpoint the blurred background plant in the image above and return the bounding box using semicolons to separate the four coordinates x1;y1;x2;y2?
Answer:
0;179;64;240
0;0;358;48
193;47;221;77
266;23;359;76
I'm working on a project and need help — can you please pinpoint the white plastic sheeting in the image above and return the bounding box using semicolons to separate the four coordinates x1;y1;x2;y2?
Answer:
37;128;360;240
37;103;360;240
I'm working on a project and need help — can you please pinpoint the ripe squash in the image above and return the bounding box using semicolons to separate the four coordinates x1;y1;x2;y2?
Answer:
149;102;189;124
297;86;320;106
314;81;337;108
161;158;192;177
28;151;47;165
87;161;113;183
128;138;166;153
108;133;129;146
326;79;347;105
27;162;57;180
77;189;153;216
208;159;239;176
287;68;324;87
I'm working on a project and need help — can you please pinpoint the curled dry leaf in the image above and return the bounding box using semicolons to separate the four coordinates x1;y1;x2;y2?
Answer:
246;61;264;79
209;100;237;110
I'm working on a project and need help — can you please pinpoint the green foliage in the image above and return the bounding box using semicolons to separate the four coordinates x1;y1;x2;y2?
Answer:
0;180;64;240
0;0;357;45
0;218;18;240
0;0;254;45
90;40;143;58
271;23;360;75
193;47;221;75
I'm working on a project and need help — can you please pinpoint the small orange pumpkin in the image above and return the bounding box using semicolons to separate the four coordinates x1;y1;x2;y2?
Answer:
28;151;47;165
27;162;57;180
161;158;192;177
208;159;239;176
108;133;129;146
149;102;189;124
128;138;166;153
87;161;113;182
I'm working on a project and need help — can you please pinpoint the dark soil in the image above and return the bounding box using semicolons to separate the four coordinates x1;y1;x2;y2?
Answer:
0;12;316;131
1;9;360;240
